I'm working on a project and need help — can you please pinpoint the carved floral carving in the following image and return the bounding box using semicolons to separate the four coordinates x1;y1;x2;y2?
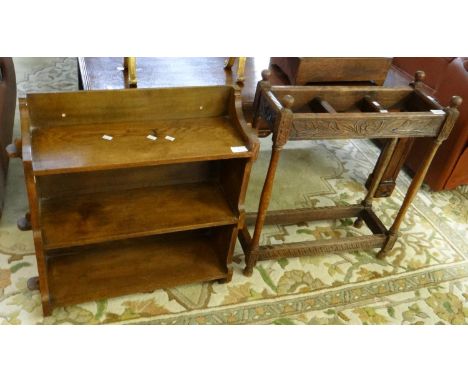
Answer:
257;96;277;131
290;117;443;140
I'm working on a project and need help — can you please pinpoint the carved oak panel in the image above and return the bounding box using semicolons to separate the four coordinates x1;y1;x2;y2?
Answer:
257;95;277;132
289;115;445;140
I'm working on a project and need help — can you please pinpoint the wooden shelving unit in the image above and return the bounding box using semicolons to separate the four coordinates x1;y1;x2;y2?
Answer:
240;70;462;276
17;85;259;316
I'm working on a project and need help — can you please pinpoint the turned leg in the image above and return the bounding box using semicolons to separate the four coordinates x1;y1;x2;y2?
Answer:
377;95;462;258
354;138;398;228
224;57;236;70
244;146;283;276
377;139;441;258
17;212;31;231
244;94;294;276
236;57;246;84
365;138;415;197
124;57;137;88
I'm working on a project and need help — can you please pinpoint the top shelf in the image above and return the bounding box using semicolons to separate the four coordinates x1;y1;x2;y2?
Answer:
31;117;251;175
24;86;257;175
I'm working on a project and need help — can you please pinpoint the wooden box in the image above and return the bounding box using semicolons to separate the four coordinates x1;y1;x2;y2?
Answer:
270;57;392;85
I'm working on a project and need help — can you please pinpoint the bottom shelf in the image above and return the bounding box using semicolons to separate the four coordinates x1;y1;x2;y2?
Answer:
46;230;230;307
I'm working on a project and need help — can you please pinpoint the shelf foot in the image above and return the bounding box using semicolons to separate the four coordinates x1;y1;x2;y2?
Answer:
377;232;398;259
41;301;53;317
218;268;233;284
353;217;364;228
27;276;39;291
376;250;388;259
17;212;32;231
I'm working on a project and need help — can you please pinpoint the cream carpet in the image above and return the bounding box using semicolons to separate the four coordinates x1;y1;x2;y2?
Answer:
0;58;467;324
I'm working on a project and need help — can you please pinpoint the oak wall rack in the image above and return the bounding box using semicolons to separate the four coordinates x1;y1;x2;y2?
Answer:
10;85;259;315
240;70;462;276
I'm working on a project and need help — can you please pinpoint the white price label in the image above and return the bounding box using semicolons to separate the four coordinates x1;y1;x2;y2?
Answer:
430;109;445;115
102;135;113;141
165;136;175;141
231;146;248;153
146;134;157;141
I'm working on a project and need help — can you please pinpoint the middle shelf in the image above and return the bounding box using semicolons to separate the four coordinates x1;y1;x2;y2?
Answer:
41;181;238;250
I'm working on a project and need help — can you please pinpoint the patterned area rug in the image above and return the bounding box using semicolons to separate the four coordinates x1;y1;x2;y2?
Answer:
0;58;467;324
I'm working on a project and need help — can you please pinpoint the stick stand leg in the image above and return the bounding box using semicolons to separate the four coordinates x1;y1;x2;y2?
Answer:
354;138;398;228
244;147;283;276
377;139;442;258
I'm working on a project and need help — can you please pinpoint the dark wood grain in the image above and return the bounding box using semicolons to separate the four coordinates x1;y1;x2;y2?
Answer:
271;57;392;86
245;205;365;226
256;234;387;260
47;230;228;307
41;182;238;250
270;86;413;112
289;113;444;140
31;117;251;175
28;86;255;176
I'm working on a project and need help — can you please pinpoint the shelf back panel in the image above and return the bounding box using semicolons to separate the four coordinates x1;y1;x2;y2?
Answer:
27;86;233;128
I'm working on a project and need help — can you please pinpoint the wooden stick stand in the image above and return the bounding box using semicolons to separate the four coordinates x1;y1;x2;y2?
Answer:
240;70;462;276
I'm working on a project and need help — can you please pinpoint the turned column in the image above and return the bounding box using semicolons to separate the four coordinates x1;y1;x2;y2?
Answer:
244;94;294;276
377;95;462;258
123;57;137;88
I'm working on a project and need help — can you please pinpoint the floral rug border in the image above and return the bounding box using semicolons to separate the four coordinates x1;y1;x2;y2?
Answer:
128;262;468;324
